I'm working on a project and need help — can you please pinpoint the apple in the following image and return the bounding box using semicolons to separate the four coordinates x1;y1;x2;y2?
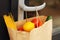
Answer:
23;22;35;32
17;26;24;31
31;18;43;28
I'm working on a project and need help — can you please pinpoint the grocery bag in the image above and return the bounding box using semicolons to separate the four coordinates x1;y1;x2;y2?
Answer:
3;15;52;40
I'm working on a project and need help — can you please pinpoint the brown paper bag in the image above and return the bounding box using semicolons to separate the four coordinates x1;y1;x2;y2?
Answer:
30;19;52;40
5;16;52;40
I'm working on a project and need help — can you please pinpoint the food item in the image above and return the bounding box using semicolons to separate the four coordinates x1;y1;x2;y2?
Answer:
46;16;52;21
3;15;17;30
17;26;24;31
23;22;35;32
31;18;42;28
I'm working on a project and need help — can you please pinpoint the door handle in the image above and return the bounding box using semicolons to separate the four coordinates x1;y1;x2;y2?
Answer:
19;0;46;11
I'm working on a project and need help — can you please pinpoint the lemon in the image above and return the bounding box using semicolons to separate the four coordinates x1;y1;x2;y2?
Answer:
23;22;35;32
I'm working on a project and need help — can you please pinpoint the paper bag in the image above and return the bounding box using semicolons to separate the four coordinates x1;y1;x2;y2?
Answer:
5;16;52;40
30;19;52;40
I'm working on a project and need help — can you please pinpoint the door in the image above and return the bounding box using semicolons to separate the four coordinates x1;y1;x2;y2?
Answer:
0;0;10;40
